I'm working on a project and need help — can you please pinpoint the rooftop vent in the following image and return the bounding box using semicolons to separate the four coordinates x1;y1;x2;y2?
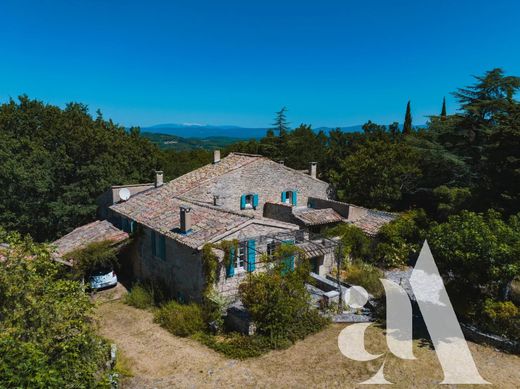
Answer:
180;206;192;234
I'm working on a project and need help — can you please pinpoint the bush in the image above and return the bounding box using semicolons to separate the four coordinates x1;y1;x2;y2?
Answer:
124;284;155;309
480;299;520;341
343;260;384;298
63;240;119;280
0;230;111;388
374;209;429;268
193;332;274;359
154;301;205;337
239;259;329;347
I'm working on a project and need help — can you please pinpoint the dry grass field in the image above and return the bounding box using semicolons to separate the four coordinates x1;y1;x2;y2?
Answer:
95;299;520;388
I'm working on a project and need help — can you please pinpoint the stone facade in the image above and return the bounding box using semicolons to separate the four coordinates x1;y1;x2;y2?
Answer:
182;157;330;216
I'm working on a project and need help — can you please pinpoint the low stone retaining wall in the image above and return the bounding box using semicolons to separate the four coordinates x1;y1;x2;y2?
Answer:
461;323;520;354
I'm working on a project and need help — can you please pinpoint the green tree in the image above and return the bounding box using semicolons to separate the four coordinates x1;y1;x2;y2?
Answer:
0;229;111;388
331;140;422;209
441;97;447;119
374;209;429;267
0;96;160;241
403;100;413;135
272;106;290;137
428;210;520;301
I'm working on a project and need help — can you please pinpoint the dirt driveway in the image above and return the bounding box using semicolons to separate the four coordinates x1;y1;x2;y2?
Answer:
96;301;520;388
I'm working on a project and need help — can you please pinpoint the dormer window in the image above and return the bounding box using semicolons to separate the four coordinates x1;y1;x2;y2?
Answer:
281;190;297;206
240;193;259;210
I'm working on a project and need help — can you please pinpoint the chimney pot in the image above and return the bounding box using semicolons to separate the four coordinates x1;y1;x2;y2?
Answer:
310;162;317;179
278;160;285;165
180;206;192;234
213;195;222;206
213;150;221;164
155;170;164;187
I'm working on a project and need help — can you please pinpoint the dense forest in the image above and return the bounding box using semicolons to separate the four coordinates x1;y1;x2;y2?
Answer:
0;98;211;241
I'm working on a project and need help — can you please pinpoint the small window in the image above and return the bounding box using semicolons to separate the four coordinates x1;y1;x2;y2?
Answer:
282;190;297;206
267;241;280;259
236;242;247;270
244;194;254;209
240;193;259;210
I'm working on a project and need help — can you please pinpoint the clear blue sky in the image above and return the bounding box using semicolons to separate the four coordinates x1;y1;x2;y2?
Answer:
1;0;519;128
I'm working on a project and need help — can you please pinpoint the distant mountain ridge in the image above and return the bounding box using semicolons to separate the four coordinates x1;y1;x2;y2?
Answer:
141;123;363;139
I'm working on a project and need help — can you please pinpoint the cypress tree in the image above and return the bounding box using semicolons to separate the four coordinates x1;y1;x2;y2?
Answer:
403;100;412;134
441;97;447;120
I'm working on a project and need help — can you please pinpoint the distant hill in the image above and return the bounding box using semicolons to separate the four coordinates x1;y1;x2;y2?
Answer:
141;123;363;139
141;132;242;151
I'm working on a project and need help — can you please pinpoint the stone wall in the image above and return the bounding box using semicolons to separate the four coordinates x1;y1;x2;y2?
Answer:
128;226;204;302
214;223;296;300
263;202;302;226
183;158;329;216
307;196;350;218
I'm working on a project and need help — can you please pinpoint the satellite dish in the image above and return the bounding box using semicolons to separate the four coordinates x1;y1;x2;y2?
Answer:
119;188;131;201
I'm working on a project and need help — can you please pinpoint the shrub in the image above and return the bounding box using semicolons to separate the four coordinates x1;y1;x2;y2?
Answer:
325;224;371;261
374;209;429;268
154;301;205;337
193;332;274;359
480;299;520;341
64;240;119;280
239;259;329;347
0;230;111;388
343;260;384;298
124;284;155;309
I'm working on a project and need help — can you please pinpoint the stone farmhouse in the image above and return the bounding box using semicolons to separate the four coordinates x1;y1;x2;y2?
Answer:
54;151;395;302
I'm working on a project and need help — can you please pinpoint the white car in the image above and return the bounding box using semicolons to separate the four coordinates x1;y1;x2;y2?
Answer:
89;267;118;290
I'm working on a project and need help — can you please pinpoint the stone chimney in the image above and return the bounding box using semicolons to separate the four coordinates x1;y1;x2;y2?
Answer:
155;170;164;188
278;160;285;165
213;150;221;164
213;194;222;206
180;206;192;234
310;162;317;179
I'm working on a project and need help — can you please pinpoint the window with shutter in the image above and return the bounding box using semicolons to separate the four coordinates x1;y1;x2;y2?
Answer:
247;240;256;272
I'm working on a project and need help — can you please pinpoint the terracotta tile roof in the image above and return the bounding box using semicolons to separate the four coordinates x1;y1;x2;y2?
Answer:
112;193;253;249
161;152;262;196
297;239;337;257
110;152;319;248
52;220;129;258
348;209;396;236
293;207;344;226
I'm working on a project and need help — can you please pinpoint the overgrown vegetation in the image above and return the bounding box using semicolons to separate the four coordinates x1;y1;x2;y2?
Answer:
239;245;329;348
154;301;206;337
342;261;384;298
0;229;112;388
124;283;155;309
64;240;119;280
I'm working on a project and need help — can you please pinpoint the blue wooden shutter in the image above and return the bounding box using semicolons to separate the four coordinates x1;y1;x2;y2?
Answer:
253;194;259;208
281;191;286;203
292;191;298;206
247;240;256;272
240;195;246;209
151;230;157;256
159;235;166;260
226;246;235;277
130;220;136;233
281;239;295;274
